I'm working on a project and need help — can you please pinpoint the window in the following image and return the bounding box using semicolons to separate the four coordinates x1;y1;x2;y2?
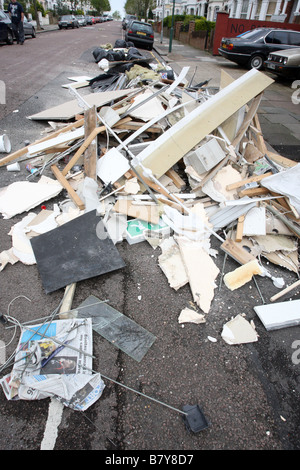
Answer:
265;30;289;44
289;31;300;46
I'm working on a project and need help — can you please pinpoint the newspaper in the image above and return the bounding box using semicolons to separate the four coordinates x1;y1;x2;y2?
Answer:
0;318;105;411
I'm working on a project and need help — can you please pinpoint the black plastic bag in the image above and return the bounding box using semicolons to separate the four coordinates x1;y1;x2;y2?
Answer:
93;48;108;62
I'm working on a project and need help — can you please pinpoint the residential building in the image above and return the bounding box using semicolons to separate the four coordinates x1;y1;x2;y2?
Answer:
153;0;300;23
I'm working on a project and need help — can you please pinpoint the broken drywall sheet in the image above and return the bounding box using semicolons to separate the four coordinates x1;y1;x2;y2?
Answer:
0;176;63;219
0;248;19;271
177;237;219;313
158;237;188;290
178;307;206;324
254;299;300;330
113;198;160;225
127;90;165;121
261;163;300;215
9;213;37;265
243;206;266;236
209;164;243;201
28;89;139;121
96;148;130;185
221;314;258;344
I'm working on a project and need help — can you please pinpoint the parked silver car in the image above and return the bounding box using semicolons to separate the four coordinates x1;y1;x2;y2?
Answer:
76;15;87;26
58;15;79;29
265;47;300;79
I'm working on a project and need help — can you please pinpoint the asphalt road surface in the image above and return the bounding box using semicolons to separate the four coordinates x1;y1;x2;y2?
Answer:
0;21;299;454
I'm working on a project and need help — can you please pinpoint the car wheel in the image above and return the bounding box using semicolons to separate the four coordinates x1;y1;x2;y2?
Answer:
249;54;264;70
59;25;62;29
6;28;13;45
32;27;36;38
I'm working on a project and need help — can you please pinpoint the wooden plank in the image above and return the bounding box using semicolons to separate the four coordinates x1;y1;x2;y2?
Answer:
84;106;97;180
115;121;162;133
0;118;84;167
165;169;186;190
270;279;300;302
238;187;269;198
221;238;257;265
51;164;85;210
235;215;245;242
267;150;297;168
251;113;268;155
226;172;273;191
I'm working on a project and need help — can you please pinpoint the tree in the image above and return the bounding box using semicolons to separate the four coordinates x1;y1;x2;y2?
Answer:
124;0;154;19
90;0;110;14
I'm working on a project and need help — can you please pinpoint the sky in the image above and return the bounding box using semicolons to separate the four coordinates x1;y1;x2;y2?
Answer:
109;0;126;17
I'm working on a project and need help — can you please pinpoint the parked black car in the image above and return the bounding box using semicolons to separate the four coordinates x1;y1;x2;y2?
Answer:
218;28;300;70
125;20;154;50
58;15;79;29
0;10;36;45
264;47;300;79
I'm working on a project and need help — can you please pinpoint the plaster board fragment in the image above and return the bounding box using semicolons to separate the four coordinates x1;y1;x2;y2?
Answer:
0;248;19;271
0;176;62;219
113;199;160;225
177;237;219;313
158;237;188;290
97;148;130;185
243;206;266;236
221;314;258;344
178;308;206;324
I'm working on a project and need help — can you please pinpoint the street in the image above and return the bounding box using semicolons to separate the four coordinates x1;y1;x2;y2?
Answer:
0;20;299;453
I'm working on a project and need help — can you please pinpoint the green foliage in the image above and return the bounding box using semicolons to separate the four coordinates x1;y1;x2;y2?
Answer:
195;18;215;32
29;0;47;17
162;14;215;32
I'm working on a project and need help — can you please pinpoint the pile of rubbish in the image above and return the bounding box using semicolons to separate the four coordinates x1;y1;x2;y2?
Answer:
0;48;299;413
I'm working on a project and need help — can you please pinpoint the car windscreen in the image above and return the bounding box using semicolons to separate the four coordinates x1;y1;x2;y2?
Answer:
239;29;266;40
61;16;72;20
130;22;153;33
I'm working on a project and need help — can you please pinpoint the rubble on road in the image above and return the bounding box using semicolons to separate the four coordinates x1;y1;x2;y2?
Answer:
0;46;299;411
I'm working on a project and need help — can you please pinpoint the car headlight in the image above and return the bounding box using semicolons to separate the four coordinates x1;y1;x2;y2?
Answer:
268;54;272;60
283;58;288;65
279;57;283;63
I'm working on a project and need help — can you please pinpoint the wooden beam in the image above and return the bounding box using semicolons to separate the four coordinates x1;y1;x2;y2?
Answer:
238;187;269;198
235;215;245;242
165;169;186;190
51;164;85;210
226;171;273;191
84;106;97;180
0;118;84;167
